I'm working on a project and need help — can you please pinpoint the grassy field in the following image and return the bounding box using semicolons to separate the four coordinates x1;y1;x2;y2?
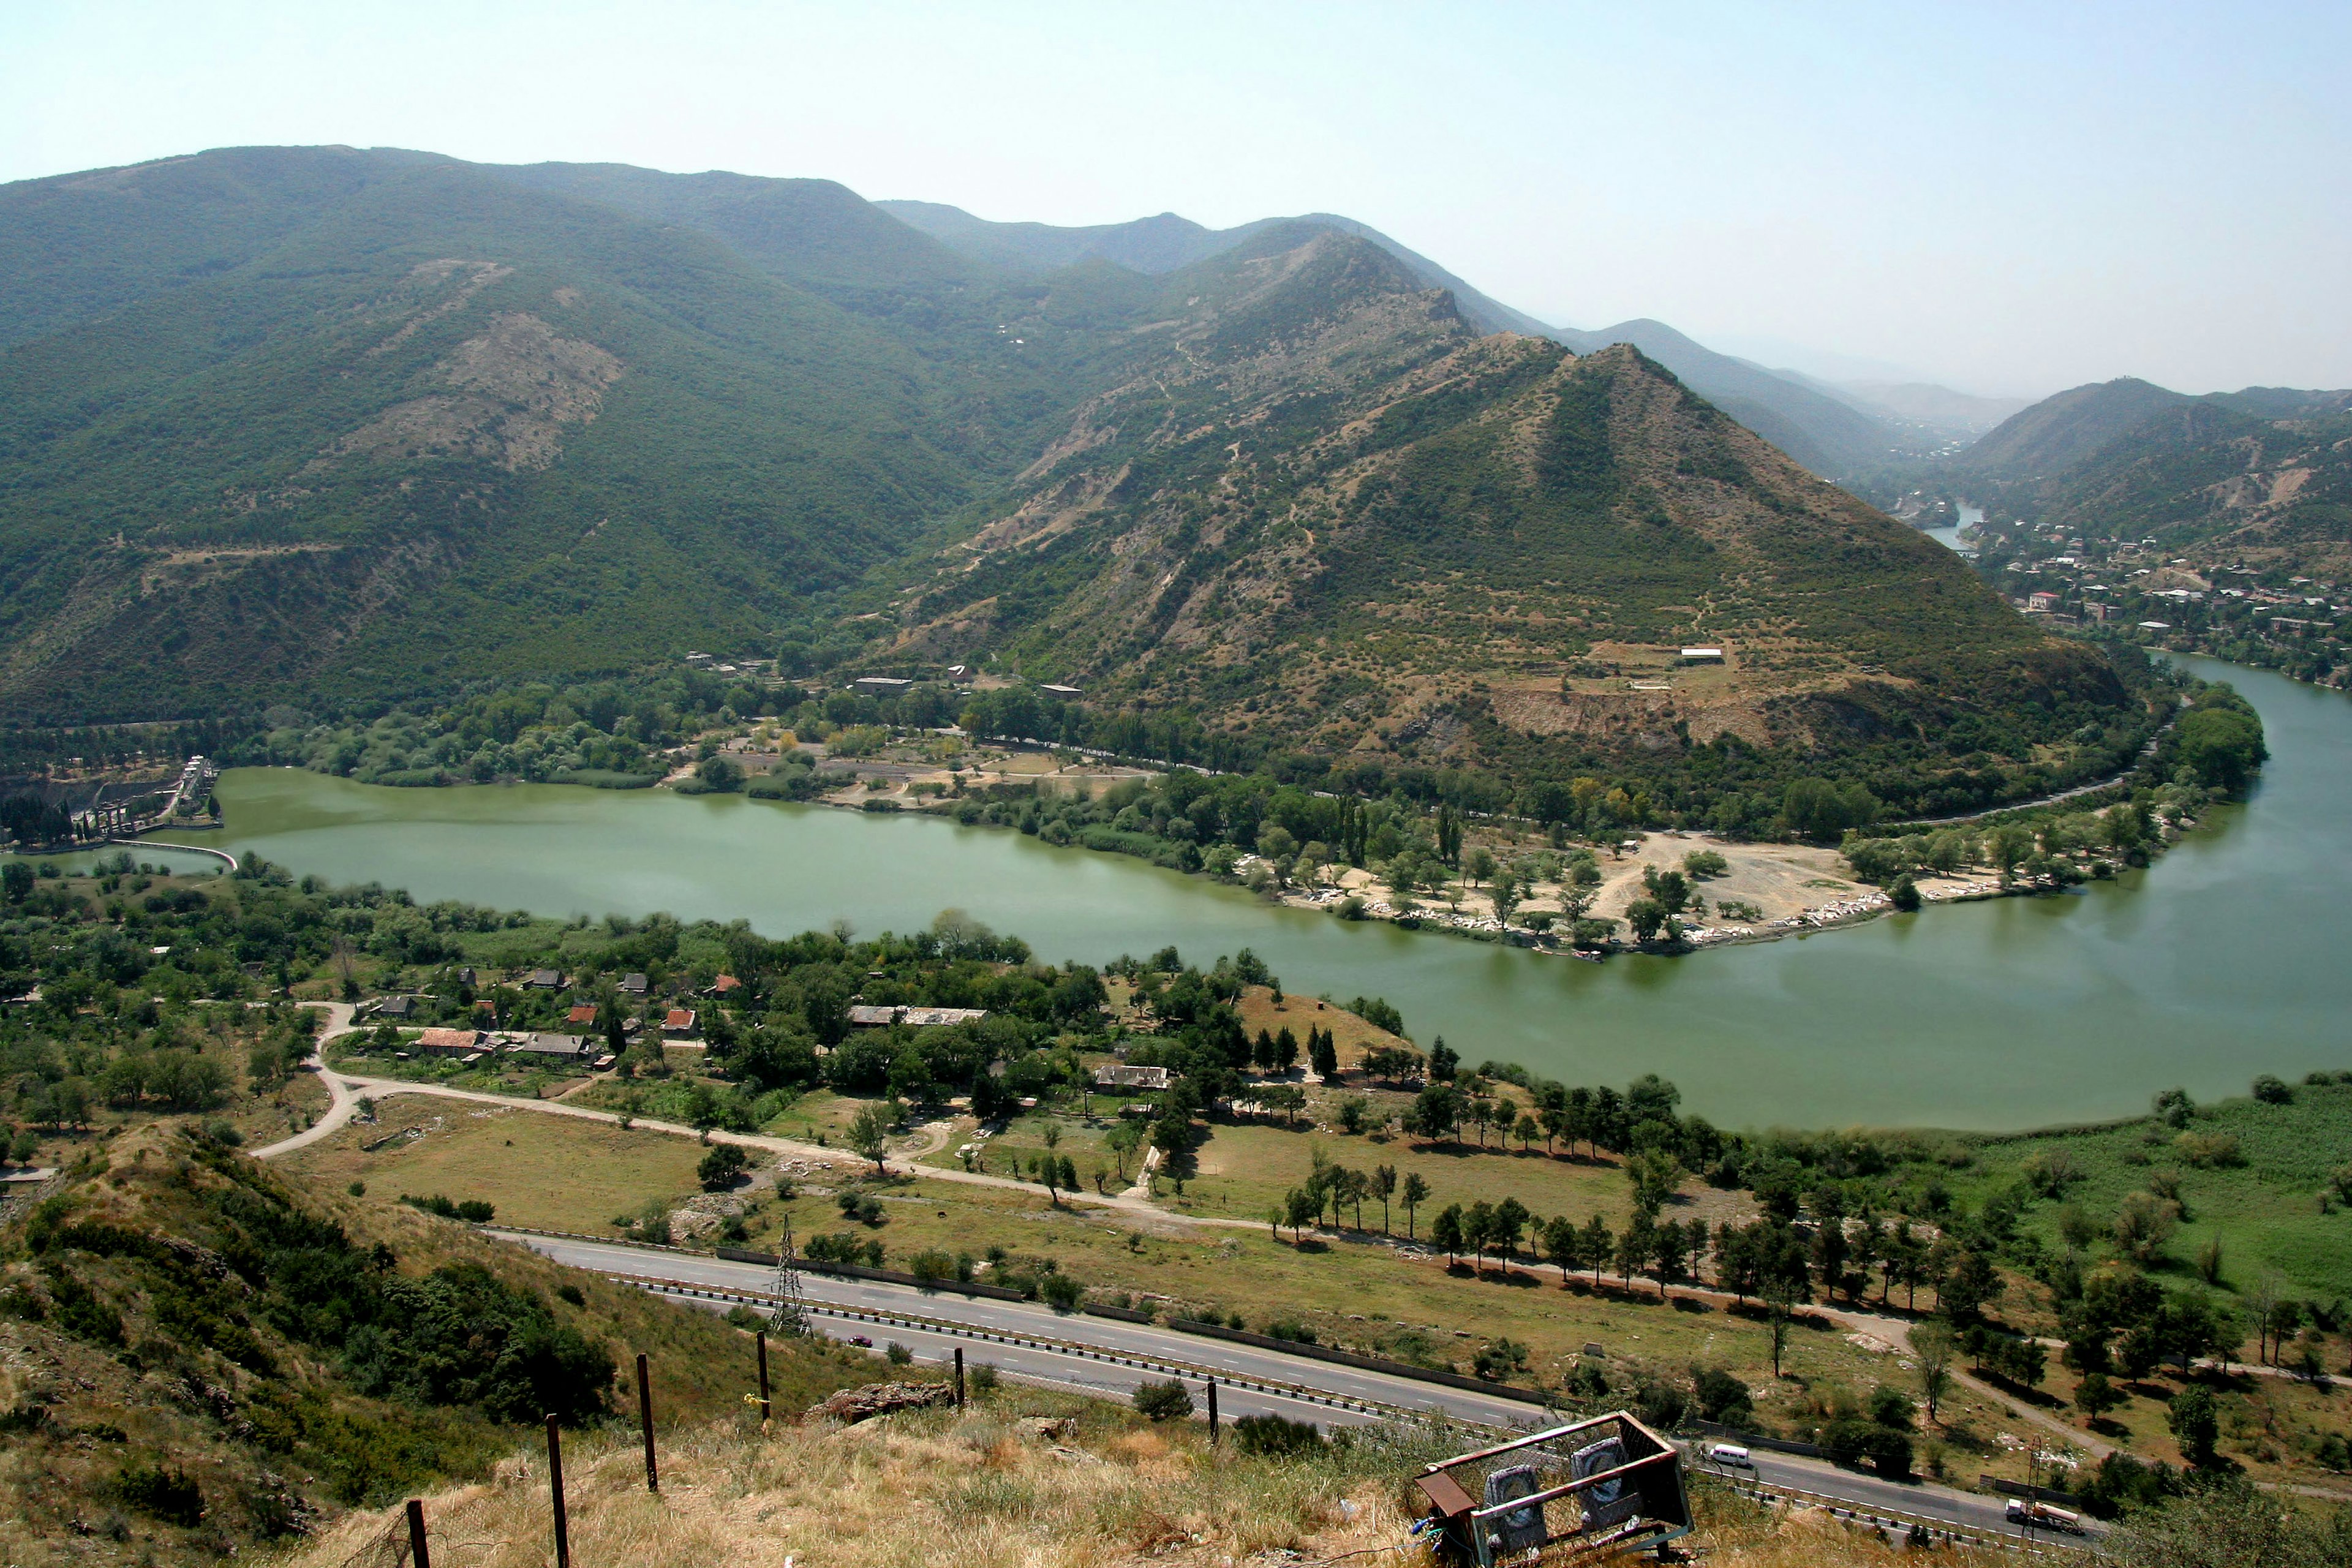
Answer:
281;1098;709;1233
1953;1080;2352;1304
1232;986;1414;1071
1167;1120;1758;1235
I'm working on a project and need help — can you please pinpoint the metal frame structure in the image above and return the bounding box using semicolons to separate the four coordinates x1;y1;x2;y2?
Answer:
767;1218;809;1336
1416;1412;1692;1566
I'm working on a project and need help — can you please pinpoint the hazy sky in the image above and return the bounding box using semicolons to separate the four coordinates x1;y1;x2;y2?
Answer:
5;1;2346;396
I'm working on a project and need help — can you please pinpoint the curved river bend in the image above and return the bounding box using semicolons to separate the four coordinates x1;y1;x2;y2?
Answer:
146;658;2348;1132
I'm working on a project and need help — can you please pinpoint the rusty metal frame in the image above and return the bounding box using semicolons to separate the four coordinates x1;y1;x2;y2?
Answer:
1419;1411;1692;1566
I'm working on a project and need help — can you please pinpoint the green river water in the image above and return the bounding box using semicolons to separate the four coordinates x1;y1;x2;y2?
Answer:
130;656;2348;1132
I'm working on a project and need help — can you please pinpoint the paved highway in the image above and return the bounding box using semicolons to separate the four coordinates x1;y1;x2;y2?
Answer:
496;1231;2079;1548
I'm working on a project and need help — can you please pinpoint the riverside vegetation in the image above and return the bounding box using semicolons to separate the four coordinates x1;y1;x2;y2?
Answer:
4;860;2346;1533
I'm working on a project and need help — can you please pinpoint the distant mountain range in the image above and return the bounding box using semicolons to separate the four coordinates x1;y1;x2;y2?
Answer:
881;201;2003;474
0;145;2136;815
1958;377;2352;573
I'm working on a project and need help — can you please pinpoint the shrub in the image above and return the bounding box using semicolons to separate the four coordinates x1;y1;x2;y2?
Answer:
970;1362;1000;1393
2174;1131;2242;1169
116;1463;204;1526
1265;1317;1317;1344
907;1250;954;1284
696;1143;749;1191
399;1193;494;1223
884;1341;912;1366
1691;1366;1752;1423
1233;1413;1325;1456
1040;1273;1083;1312
1132;1379;1194;1422
2250;1074;2293;1104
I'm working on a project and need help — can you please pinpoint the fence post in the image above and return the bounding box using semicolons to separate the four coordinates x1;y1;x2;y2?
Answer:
636;1353;660;1493
546;1416;570;1568
756;1331;772;1423
955;1346;966;1409
404;1498;430;1568
1206;1378;1218;1446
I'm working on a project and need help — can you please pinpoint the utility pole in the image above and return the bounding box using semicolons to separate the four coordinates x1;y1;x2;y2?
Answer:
756;1330;772;1423
1206;1378;1218;1446
637;1354;659;1493
545;1417;570;1568
954;1346;966;1409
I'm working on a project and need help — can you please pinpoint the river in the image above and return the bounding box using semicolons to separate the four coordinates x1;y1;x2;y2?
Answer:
123;656;2345;1133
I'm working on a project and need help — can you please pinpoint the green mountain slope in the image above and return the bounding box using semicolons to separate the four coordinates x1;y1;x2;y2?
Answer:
1959;378;2352;575
0;152;1025;722
889;228;2140;810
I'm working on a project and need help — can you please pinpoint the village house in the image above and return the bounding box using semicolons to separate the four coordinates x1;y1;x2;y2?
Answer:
514;1032;592;1062
565;1003;598;1027
662;1008;698;1036
522;968;564;990
1092;1063;1172;1090
414;1028;479;1059
619;973;649;996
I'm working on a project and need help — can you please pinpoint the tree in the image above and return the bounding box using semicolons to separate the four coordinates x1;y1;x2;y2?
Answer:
2166;1385;2219;1466
1309;1028;1339;1080
848;1102;892;1173
2075;1371;2124;1422
1763;1276;1800;1379
1283;1186;1317;1242
1;861;31;903
1580;1215;1613;1288
1371;1164;1397;1232
1408;1084;1462;1144
1431;1203;1466;1265
1400;1172;1431;1238
1912;1321;1956;1423
697;1142;749;1191
1625;1148;1681;1215
1543;1215;1582;1285
1624;897;1669;944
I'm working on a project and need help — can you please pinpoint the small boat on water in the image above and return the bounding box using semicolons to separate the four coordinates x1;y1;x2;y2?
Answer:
1568;948;1605;963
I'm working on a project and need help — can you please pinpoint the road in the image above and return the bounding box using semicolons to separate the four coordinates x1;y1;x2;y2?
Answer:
499;1231;2077;1547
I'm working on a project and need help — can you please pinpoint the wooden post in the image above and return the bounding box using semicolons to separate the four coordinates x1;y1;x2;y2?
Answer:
637;1353;659;1493
954;1346;966;1409
404;1499;431;1568
1206;1378;1218;1446
546;1416;570;1568
756;1331;772;1423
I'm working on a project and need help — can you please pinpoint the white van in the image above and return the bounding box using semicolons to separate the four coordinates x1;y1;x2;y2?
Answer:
1704;1442;1753;1467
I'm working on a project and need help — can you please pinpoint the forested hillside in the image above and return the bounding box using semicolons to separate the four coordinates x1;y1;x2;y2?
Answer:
1958;378;2352;576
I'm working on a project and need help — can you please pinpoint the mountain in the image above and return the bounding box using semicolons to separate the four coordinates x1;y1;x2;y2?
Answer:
881;200;1928;478
0;146;2141;807
1958;377;2352;573
0;148;1121;723
1959;377;2199;480
886;225;2138;811
1542;318;1912;476
877;199;1556;337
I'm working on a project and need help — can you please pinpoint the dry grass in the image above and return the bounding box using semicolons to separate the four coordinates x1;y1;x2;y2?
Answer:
279;1408;2007;1568
279;1098;707;1232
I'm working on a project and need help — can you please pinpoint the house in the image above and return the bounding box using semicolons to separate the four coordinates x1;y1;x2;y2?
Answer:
372;996;415;1020
1677;647;1724;662
514;1033;592;1061
523;968;564;990
663;1008;698;1036
415;1028;479;1058
710;974;742;997
1038;683;1083;699
454;967;477;987
619;973;649;996
1093;1063;1172;1090
845;1004;990;1028
852;676;913;695
946;665;972;682
565;1004;598;1027
2026;591;2062;613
